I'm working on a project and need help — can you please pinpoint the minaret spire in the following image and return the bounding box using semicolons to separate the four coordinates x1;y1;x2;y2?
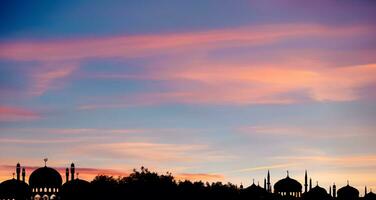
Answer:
333;183;337;198
309;178;312;190
264;178;267;190
70;163;75;180
22;168;25;182
329;186;332;196
304;170;308;193
267;170;271;193
66;168;69;183
16;163;21;181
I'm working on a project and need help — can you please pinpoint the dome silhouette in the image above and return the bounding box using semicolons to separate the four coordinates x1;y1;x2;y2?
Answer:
29;166;63;187
337;183;359;200
61;178;92;200
303;185;331;200
245;183;266;194
0;178;30;199
365;191;376;200
274;176;302;193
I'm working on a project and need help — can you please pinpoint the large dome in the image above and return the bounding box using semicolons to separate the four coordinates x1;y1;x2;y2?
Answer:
274;176;302;192
29;166;63;187
337;184;359;199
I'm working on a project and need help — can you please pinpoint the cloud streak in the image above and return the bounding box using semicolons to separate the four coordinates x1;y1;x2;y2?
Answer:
0;105;40;121
0;24;372;62
79;63;376;109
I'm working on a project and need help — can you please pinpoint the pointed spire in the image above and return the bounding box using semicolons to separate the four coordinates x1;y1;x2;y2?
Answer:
309;178;312;190
70;163;75;181
347;180;349;186
44;158;48;167
304;170;308;193
16;163;21;181
264;178;267;190
287;170;289;177
65;168;69;183
267;170;271;193
22;168;25;182
365;186;368;196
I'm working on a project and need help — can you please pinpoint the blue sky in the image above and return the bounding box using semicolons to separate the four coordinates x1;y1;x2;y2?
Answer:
0;0;376;194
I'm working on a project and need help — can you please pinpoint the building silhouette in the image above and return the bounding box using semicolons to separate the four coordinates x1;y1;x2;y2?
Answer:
0;160;374;200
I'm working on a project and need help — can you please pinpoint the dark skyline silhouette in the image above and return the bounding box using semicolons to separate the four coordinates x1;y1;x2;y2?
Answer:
1;162;375;200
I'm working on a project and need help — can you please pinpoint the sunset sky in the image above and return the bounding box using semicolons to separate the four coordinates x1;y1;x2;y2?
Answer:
0;0;376;194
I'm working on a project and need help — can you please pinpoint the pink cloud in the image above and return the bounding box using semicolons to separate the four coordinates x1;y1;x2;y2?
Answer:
76;142;208;162
28;63;79;96
0;106;40;121
78;63;376;109
0;24;372;62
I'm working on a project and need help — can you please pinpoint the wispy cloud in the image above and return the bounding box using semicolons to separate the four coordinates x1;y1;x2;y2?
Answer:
76;142;208;162
230;163;298;173
0;24;371;62
28;63;79;96
78;63;376;109
0;105;40;121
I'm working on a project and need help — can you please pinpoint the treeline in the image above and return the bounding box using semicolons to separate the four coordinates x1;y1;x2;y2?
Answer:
88;166;242;200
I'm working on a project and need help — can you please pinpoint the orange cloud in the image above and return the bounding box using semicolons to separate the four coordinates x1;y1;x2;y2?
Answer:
76;142;208;162
175;173;224;182
0;106;40;121
79;63;376;109
0;24;372;62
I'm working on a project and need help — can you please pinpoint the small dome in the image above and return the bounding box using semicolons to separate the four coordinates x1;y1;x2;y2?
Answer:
274;176;302;192
365;192;376;200
61;179;92;200
303;185;331;200
29;166;63;187
245;183;266;194
0;178;30;199
62;178;90;189
337;184;359;199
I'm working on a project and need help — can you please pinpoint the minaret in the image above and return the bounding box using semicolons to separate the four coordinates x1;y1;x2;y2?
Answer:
264;178;267;190
309;178;312;190
22;168;26;182
333;183;337;198
329;186;332;196
365;186;368;196
304;170;308;193
267;170;271;192
70;163;75;180
16;163;21;181
65;168;69;183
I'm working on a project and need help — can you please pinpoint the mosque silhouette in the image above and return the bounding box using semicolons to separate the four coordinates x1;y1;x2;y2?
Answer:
1;160;375;200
